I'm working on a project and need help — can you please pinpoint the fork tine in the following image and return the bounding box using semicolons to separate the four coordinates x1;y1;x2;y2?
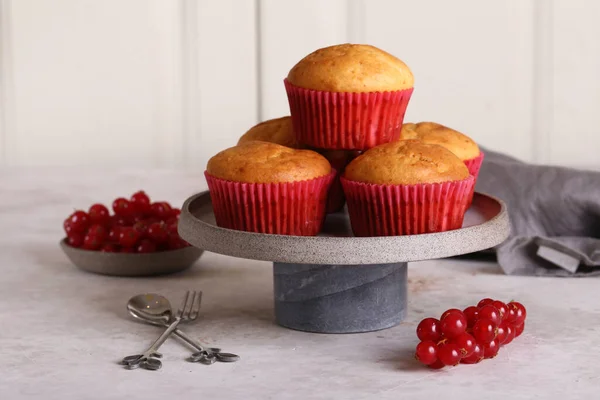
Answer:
185;291;197;319
189;291;202;321
178;291;191;318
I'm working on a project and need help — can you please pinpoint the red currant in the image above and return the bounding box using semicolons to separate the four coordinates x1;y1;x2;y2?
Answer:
133;220;149;238
491;300;509;321
514;322;525;337
416;318;442;342
131;190;151;215
64;219;73;235
171;208;181;218
440;308;463;321
437;342;461;366
505;306;517;322
478;304;502;326
507;302;527;325
67;210;90;233
167;235;188;250
472;318;498;344
88;204;110;226
166;220;178;236
502;324;516;345
112;197;132;217
87;224;107;243
147;222;168;243
108;227;120;243
427;359;445;370
415;341;438;365
496;320;509;344
118;227;141;248
101;243;119;252
463;306;479;328
460;343;483;364
483;338;500;359
67;233;84;248
440;312;467;339
136;239;156;253
83;233;103;250
109;215;128;227
451;332;476;357
477;298;494;308
150;202;172;220
121;247;135;253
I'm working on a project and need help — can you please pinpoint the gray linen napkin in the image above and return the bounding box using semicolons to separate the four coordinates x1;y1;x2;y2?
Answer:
475;148;600;276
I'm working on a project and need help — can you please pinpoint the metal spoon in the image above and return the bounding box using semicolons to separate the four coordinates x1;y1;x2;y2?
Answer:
126;293;223;355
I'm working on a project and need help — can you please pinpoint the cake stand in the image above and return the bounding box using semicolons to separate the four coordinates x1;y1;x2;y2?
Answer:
178;192;510;334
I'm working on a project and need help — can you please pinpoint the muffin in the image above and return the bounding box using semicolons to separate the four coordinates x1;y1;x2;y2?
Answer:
401;122;484;203
237;116;300;148
205;141;334;235
340;140;474;236
284;44;414;150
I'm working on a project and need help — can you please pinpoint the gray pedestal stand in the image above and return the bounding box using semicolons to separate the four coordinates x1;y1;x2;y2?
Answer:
179;191;510;334
273;262;407;333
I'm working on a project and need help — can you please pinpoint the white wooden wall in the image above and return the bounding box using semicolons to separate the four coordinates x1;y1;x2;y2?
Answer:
0;0;598;169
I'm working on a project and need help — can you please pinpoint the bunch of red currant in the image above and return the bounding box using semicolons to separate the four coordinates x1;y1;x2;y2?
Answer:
63;191;190;253
415;298;527;369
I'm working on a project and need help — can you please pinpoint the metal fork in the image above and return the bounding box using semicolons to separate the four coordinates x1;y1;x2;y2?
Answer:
121;291;202;370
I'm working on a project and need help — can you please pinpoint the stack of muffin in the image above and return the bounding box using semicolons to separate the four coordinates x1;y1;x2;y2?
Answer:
205;44;484;237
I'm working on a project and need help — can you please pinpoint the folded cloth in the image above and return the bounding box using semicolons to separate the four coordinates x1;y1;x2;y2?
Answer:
476;148;600;276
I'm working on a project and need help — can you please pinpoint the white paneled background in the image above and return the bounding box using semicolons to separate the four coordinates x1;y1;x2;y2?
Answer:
0;0;599;169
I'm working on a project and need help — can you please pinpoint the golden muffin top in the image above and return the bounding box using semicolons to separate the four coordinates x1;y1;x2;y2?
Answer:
400;122;480;161
287;44;414;93
343;140;469;185
237;116;300;149
207;141;331;184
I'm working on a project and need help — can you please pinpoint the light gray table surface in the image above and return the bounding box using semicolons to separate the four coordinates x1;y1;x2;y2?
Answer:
1;167;598;400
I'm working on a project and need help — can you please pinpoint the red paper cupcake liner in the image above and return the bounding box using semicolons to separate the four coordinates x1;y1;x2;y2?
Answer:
284;79;413;150
320;150;361;213
463;151;485;206
205;171;335;236
340;176;475;237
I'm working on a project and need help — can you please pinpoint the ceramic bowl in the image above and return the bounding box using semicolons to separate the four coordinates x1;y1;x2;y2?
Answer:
60;239;203;277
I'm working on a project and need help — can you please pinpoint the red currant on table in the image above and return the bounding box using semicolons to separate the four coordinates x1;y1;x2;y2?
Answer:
428;359;445;370
136;239;156;253
148;222;168;243
514;322;525;337
415;341;438;365
440;312;467;339
118;227;141;248
131;190;151;215
482;338;500;359
112;197;132;217
460;342;484;364
507;302;527;325
451;332;476;357
437;341;462;366
67;233;84;248
88;204;110;226
416;318;442;342
440;308;464;321
477;298;494;308
478;304;502;326
491;300;508;320
463;306;479;328
501;323;516;345
472;318;497;344
67;210;90;233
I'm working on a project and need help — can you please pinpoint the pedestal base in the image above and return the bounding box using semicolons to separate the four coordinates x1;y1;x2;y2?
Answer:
273;262;407;334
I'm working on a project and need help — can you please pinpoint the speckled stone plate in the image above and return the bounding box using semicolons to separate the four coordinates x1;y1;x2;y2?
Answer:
178;191;510;265
60;240;204;277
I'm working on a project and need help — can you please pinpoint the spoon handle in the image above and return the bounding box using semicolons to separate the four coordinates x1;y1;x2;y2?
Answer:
146;317;182;355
